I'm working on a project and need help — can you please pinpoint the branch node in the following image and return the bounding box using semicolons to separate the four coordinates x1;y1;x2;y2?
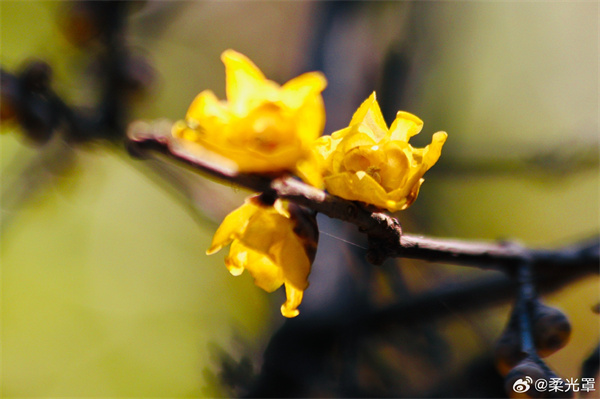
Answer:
346;204;358;219
365;212;403;265
257;191;277;207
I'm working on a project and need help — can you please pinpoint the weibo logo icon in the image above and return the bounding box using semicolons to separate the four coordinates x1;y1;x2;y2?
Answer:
513;377;533;393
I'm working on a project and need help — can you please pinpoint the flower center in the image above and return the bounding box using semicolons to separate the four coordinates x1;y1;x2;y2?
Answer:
243;103;295;153
366;165;381;184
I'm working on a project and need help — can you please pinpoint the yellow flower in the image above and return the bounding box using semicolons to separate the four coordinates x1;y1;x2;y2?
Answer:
314;92;447;212
207;196;318;318
172;50;326;187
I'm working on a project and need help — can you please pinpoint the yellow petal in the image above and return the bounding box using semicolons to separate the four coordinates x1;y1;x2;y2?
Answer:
240;245;285;293
330;125;353;141
385;199;406;212
348;92;388;141
282;73;327;148
222;49;267;111
295;152;324;188
387;132;447;206
206;200;257;255
185;90;229;124
272;198;291;219
340;131;378;153
211;143;303;172
312;134;334;160
324;172;391;210
280;284;304;318
389;111;424;142
378;141;410;192
403;178;424;209
293;94;326;146
224;240;285;292
342;148;372;173
274;230;311;291
313;133;344;173
282;72;327;109
224;240;248;276
330;147;347;174
240;210;293;255
422;131;448;169
239;102;296;149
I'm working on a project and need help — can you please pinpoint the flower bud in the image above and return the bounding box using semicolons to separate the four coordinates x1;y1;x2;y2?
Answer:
531;301;571;358
504;359;546;399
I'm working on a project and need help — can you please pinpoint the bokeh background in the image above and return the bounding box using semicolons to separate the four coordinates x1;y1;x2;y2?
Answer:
1;1;598;397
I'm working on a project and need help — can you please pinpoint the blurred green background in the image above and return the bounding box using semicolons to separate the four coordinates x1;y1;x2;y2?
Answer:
1;1;598;397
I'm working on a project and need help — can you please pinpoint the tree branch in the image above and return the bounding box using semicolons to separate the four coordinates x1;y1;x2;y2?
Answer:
126;127;599;278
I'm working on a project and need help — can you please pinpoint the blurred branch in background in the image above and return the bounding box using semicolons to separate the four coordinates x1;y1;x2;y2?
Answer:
430;143;599;179
0;2;154;231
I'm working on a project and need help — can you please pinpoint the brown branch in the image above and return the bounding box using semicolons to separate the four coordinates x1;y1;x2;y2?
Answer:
126;127;599;278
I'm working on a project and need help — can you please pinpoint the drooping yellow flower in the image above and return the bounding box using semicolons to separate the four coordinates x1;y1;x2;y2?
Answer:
314;92;447;212
172;50;326;187
207;196;318;318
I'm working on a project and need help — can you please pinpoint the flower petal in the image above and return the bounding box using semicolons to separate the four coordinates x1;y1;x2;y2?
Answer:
185;90;229;125
295;152;324;188
423;131;448;169
330;125;353;141
282;72;327;109
389;111;423;142
272;199;291;219
313;133;345;174
290;95;326;148
340;131;378;153
388;132;447;203
312;135;335;167
280;283;304;318
206;200;257;255
241;211;291;255
324;172;392;210
403;177;424;209
221;49;267;112
224;240;248;276
348;92;388;141
239;244;285;293
378;141;410;192
274;230;311;291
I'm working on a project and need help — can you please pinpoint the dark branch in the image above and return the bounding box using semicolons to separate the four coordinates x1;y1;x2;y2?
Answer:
127;127;599;278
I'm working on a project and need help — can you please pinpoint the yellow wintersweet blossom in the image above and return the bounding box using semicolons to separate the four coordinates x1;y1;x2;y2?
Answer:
172;50;326;187
207;196;318;318
314;92;447;212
